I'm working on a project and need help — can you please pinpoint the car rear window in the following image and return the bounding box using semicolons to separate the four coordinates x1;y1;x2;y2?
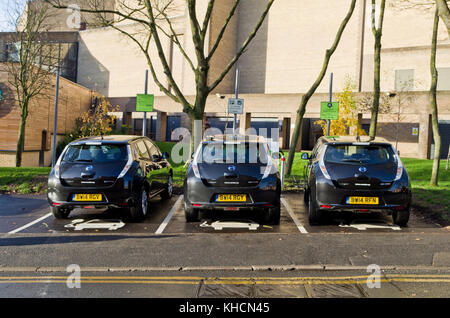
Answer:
324;144;396;165
63;144;128;163
198;142;269;164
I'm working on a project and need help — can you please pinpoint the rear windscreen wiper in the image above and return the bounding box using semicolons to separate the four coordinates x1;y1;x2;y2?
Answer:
74;159;93;162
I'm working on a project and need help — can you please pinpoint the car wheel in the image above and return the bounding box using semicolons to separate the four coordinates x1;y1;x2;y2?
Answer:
392;207;410;226
161;175;173;200
129;187;148;221
308;193;323;225
270;206;281;225
184;202;199;222
51;206;71;219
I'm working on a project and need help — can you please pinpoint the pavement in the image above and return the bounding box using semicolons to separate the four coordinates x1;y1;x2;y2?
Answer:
0;192;449;298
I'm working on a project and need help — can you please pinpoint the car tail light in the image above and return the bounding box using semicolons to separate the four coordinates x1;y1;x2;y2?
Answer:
118;145;133;178
319;146;331;180
262;144;277;179
52;145;69;178
392;147;404;181
192;160;201;179
191;145;203;179
262;159;273;179
54;164;61;178
320;205;331;209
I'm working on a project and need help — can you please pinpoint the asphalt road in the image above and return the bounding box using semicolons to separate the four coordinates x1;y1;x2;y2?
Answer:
0;192;449;298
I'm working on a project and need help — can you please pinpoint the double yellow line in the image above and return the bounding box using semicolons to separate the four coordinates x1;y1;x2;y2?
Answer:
1;274;450;285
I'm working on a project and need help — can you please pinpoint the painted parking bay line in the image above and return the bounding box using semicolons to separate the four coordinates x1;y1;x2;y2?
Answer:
7;212;53;234
281;198;308;234
155;195;183;234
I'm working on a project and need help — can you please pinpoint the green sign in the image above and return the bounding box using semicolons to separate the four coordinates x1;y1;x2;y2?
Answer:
136;94;154;112
320;102;339;120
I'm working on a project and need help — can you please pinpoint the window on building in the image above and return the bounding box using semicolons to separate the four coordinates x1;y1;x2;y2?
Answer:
437;68;450;91
395;69;414;91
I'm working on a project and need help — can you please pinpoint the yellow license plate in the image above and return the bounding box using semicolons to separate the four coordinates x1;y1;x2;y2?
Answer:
347;197;379;205
216;194;247;202
73;194;102;201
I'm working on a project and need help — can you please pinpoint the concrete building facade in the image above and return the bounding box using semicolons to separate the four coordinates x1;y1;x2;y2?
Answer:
3;0;450;160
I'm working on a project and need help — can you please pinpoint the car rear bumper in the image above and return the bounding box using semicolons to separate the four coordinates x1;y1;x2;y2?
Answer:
184;176;280;211
47;177;136;209
315;179;411;212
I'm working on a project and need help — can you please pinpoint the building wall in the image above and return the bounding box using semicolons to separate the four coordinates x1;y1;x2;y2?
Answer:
26;0;116;31
0;63;92;167
75;0;450;98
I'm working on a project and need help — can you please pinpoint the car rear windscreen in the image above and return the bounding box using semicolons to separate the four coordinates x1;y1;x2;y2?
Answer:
198;142;269;164
324;144;396;165
63;144;128;163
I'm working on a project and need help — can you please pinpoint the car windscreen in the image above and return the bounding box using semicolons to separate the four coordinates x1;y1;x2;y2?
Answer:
63;144;128;163
197;142;269;164
324;144;396;165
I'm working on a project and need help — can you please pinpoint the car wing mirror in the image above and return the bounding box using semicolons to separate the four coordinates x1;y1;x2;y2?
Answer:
152;154;162;162
301;153;310;160
271;152;281;160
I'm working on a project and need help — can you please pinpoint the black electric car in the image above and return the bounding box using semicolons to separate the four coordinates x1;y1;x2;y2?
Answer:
183;135;281;224
302;136;411;226
47;135;173;220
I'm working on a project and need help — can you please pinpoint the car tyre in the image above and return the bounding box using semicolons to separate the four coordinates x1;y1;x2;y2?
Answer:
308;193;323;225
270;206;281;225
392;207;410;226
161;175;173;200
51;206;71;219
184;202;199;222
129;187;148;221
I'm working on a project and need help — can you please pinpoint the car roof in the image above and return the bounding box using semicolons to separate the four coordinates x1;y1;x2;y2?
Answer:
70;135;149;144
319;135;392;145
203;134;267;143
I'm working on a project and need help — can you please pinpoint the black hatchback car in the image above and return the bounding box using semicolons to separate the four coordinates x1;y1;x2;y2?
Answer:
183;135;281;224
302;136;411;226
47;135;173;220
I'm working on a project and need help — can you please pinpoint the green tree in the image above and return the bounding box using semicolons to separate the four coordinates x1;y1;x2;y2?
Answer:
430;7;441;186
5;1;55;167
316;76;366;137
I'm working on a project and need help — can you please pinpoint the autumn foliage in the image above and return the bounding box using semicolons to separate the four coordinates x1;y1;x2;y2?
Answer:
316;76;366;137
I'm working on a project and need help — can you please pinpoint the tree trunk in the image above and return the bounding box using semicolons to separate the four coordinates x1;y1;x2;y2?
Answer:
369;34;382;140
16;101;28;167
436;0;450;38
430;8;441;186
285;0;357;175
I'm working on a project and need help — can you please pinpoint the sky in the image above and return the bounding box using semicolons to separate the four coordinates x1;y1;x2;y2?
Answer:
0;0;26;31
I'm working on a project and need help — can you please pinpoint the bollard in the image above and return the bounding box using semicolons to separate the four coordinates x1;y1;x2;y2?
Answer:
281;155;286;189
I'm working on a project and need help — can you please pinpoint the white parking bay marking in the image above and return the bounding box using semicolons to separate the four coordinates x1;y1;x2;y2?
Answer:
155;195;183;234
8;212;53;234
339;223;401;231
64;219;125;231
200;220;260;231
281;198;308;234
